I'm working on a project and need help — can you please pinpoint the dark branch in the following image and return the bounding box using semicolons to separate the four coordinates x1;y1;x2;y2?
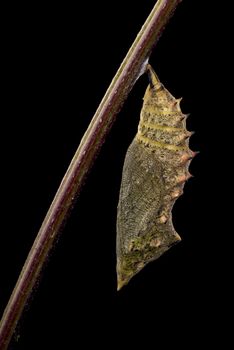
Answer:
0;1;183;348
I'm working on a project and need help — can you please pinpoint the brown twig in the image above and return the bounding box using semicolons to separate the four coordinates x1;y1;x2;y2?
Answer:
0;0;183;348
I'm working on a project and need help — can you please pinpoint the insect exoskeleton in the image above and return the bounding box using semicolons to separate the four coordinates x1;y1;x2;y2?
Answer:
116;65;195;290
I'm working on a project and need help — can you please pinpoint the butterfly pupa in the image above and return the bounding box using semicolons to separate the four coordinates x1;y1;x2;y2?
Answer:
116;65;195;290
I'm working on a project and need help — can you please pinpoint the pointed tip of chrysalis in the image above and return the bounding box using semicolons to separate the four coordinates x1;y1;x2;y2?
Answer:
116;232;182;291
117;277;127;291
116;266;133;291
117;270;134;291
117;269;142;291
116;260;144;291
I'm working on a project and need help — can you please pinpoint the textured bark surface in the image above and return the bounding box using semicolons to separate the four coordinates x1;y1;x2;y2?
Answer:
117;65;195;290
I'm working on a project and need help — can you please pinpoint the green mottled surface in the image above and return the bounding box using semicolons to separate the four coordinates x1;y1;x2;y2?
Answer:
117;139;181;289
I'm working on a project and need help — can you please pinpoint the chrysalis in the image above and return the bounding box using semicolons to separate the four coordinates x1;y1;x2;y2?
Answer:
116;65;196;290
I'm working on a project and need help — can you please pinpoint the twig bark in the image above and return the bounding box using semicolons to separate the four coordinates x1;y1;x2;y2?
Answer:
0;0;183;348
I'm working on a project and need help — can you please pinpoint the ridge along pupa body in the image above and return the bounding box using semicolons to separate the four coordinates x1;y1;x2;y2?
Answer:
116;65;195;290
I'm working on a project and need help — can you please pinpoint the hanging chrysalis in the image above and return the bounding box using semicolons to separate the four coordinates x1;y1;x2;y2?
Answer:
116;65;196;290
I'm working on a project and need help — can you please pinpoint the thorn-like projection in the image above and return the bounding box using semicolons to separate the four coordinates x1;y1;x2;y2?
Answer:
177;97;183;104
180;149;198;165
187;172;193;180
192;151;200;157
184;130;194;140
117;277;126;291
180;113;190;122
188;130;195;137
177;173;193;184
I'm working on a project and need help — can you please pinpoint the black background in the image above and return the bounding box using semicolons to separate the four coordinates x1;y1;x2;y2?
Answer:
0;1;229;348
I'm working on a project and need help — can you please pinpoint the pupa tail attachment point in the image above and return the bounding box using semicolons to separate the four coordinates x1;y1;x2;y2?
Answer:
147;64;161;90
